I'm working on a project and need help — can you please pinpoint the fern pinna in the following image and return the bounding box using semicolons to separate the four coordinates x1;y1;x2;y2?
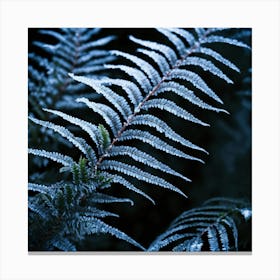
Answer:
28;28;251;251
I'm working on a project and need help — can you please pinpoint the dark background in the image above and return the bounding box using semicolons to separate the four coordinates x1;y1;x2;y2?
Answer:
28;28;251;251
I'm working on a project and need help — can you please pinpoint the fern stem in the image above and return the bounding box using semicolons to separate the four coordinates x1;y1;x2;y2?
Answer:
94;30;212;171
194;207;240;249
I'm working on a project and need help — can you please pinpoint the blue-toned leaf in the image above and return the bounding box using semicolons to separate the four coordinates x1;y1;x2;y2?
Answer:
222;216;238;250
195;28;206;38
29;117;96;164
157;28;186;56
173;236;203;252
169;28;195;46
137;49;170;75
28;148;75;167
80;216;145;250
109;145;191;182
168;69;223;103
131;114;207;153
111;50;161;86
103;173;155;204
89;192;133;206
80;35;116;51
69;73;132;118
43;108;101;150
143;98;209;126
100;160;188;199
200;35;250;49
76;97;122;137
207;227;219;251
28;199;49;219
39;30;75;51
28;183;58;197
181;56;233;83
105;64;152;93
129;35;177;65
100;78;143;108
215;223;229;251
81;208;119;218
52;238;76;251
149;233;194;251
157;81;227;113
119;129;204;163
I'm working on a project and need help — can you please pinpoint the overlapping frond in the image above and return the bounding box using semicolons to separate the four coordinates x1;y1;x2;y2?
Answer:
28;28;115;112
28;171;143;251
30;26;249;212
28;28;251;251
148;197;251;251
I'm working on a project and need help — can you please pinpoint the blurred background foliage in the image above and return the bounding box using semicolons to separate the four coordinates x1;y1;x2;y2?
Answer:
28;28;251;251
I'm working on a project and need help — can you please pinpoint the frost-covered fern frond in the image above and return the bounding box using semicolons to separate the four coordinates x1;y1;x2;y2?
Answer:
66;28;249;200
148;197;251;252
28;156;144;251
28;28;115;113
30;27;250;206
29;28;251;251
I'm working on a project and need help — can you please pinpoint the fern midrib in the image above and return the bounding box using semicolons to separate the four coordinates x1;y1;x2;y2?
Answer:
94;30;212;171
192;207;240;246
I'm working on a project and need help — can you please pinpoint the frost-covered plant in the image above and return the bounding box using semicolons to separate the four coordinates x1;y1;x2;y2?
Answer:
28;28;251;251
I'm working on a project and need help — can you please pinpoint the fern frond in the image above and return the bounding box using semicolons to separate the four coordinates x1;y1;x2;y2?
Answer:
156;81;227;113
156;28;186;55
69;73;132;118
168;28;195;46
111;50;161;86
43;108;101;149
80;35;116;51
82;208;119;218
180;56;233;83
167;69;223;103
129;35;177;64
197;47;240;72
200;35;251;49
131;114;207;153
29;28;251;251
148;197;251;251
100;78;143;108
28;148;75;167
76;97;122;137
119;129;204;163
104;173;155;204
105;64;153;92
137;49;170;75
29;117;97;164
89;192;133;206
52;238;77;251
28;199;49;219
100;160;188;198
109;145;191;183
29;28;115;112
28;183;58;197
195;28;206;38
79;217;145;250
142;98;209;126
